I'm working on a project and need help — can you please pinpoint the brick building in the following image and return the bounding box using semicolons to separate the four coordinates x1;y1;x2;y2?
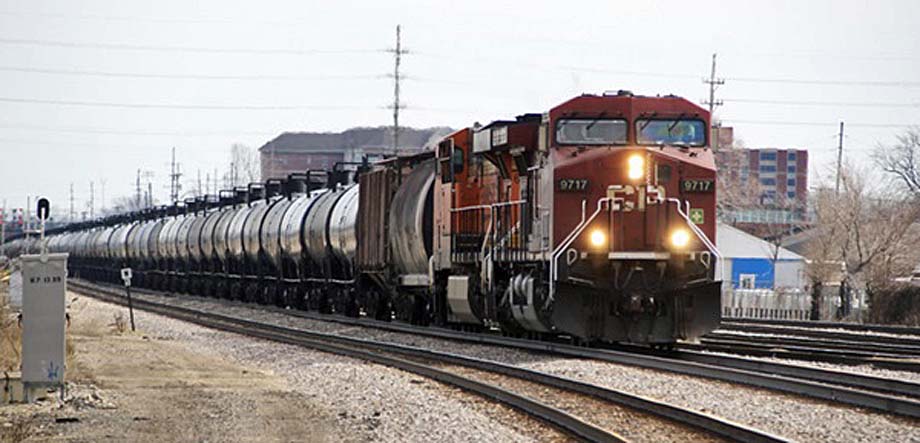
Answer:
714;125;810;228
258;126;453;180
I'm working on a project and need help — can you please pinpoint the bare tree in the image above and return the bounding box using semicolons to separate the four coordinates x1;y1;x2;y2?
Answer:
874;127;920;196
810;164;920;318
716;138;762;222
225;143;261;187
110;195;150;214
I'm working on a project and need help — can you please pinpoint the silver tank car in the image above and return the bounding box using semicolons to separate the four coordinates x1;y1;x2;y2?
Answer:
328;184;360;267
260;196;295;271
387;161;435;277
242;198;276;265
199;209;225;263
281;190;324;265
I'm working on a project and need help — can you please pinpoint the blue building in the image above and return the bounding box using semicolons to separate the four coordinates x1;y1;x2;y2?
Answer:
716;222;806;290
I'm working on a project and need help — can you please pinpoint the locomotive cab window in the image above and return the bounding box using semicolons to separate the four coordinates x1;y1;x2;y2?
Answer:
452;147;465;175
555;119;627;145
439;139;455;183
636;119;706;147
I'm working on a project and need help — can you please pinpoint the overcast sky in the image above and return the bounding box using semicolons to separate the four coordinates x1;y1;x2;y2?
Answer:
1;0;918;219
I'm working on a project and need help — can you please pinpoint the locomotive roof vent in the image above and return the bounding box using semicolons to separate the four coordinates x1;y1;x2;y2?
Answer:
603;90;633;97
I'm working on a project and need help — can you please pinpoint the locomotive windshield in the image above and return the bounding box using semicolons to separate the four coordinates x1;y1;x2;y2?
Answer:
636;119;706;147
556;119;627;145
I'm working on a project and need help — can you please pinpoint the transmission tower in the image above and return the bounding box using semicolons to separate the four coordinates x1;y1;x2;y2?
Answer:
135;169;143;208
169;147;182;203
69;183;75;222
88;181;95;219
702;53;725;150
387;25;407;156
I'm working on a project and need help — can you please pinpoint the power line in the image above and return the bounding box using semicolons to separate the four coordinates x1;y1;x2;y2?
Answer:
722;119;917;128
0;123;275;137
0;65;384;81
414;50;920;87
0;37;382;55
723;98;920;108
0;96;370;110
0;10;308;27
725;76;920;88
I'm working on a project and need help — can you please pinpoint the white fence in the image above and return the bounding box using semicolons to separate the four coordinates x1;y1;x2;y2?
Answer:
721;287;866;321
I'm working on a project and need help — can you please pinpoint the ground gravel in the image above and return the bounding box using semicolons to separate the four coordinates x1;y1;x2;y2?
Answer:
103;288;920;442
76;291;568;443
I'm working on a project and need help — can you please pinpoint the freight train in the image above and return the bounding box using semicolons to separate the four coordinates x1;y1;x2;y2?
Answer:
1;92;723;345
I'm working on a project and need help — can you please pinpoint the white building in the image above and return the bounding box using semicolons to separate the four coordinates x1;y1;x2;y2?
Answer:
716;222;806;291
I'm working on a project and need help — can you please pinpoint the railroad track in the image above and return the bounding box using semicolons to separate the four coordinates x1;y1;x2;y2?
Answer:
701;333;920;359
718;322;920;347
707;321;920;363
722;317;920;337
71;279;920;420
680;341;920;374
69;279;785;443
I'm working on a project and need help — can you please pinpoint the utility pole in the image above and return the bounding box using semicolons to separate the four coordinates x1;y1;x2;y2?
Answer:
169;147;182;203
835;121;845;194
1;199;6;244
388;24;406;156
100;178;106;214
135;169;142;208
88;181;95;219
702;53;725;150
25;196;30;243
69;183;75;222
197;169;203;197
147;181;153;208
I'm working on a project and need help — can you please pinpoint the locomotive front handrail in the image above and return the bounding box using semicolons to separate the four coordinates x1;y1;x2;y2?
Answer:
550;198;610;303
665;197;724;281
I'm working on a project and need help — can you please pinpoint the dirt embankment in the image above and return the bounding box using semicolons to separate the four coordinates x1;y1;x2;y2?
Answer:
1;293;340;443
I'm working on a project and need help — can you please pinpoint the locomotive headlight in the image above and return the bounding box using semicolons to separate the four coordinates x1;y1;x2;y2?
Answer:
627;154;645;180
589;229;606;248
670;229;691;249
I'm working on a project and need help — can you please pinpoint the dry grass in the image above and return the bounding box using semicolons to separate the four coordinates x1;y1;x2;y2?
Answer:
0;415;35;443
65;296;110;337
111;312;128;335
0;281;21;372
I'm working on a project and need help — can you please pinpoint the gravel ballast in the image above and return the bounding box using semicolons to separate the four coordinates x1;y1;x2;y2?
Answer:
72;292;568;443
87;287;920;442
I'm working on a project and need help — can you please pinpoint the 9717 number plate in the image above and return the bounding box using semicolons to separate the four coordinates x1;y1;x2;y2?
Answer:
680;179;714;192
558;178;589;191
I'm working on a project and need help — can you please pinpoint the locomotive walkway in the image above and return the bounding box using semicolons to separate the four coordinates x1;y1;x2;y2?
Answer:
70;278;786;443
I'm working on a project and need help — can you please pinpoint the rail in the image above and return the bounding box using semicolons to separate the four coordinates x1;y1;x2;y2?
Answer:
70;279;787;443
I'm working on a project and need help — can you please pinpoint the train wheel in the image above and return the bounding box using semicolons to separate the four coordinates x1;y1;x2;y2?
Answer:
411;295;431;326
229;282;241;301
344;293;360;318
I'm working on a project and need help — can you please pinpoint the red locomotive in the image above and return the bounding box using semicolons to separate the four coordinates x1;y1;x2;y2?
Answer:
424;91;722;344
